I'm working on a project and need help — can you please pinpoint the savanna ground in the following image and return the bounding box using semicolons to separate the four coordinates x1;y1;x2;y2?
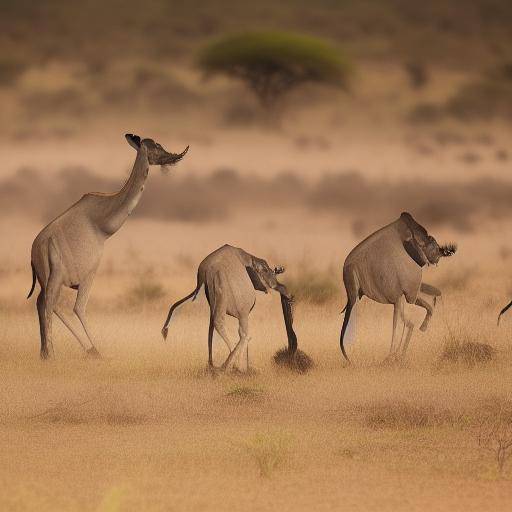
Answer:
2;1;512;510
2;217;512;512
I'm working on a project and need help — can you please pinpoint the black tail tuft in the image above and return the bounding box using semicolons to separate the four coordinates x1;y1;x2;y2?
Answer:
440;243;457;257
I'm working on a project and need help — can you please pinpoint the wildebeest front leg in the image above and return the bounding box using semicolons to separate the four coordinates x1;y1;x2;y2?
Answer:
400;319;415;358
420;283;441;306
415;296;433;332
74;275;100;358
389;295;406;359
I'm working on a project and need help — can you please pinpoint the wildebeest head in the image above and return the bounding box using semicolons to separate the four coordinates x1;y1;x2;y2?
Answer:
125;133;189;167
400;212;457;266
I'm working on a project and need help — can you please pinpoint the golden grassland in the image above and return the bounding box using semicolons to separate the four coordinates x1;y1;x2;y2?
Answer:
1;218;512;512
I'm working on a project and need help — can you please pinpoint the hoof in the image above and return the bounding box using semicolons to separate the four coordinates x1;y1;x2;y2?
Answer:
40;350;51;360
85;347;101;359
206;364;222;377
230;367;249;377
419;323;428;332
381;353;403;367
246;366;260;376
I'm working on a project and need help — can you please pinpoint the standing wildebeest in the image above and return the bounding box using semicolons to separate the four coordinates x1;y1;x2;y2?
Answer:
161;244;311;373
340;212;456;362
28;134;189;359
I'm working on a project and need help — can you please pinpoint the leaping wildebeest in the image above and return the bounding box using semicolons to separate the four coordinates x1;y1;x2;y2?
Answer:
28;134;189;359
161;244;312;373
340;212;456;363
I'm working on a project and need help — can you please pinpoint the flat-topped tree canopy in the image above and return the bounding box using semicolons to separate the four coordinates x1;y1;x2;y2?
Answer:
197;30;352;107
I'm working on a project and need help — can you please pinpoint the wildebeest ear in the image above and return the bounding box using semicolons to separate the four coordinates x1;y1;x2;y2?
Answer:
403;239;426;267
246;266;267;292
400;212;428;238
125;133;141;150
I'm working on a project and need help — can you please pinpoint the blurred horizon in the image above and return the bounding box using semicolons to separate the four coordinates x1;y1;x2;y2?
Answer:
1;0;512;244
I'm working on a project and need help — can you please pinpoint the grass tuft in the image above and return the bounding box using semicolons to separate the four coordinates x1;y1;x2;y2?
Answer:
364;401;454;429
244;433;290;478
226;386;264;402
273;348;314;374
439;339;496;368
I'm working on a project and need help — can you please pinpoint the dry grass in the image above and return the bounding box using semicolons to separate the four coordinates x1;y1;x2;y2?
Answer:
1;216;512;511
363;401;456;430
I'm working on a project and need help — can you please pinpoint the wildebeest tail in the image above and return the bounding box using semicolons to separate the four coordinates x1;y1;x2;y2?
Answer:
498;300;512;326
27;262;36;299
161;278;202;340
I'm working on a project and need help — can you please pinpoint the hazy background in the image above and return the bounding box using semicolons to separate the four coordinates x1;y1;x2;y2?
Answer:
1;2;512;511
1;0;511;310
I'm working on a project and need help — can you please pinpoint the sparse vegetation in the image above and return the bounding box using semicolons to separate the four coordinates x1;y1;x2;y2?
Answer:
0;56;26;86
226;385;264;402
439;338;496;368
404;61;429;89
285;268;339;305
364;401;454;429
477;401;512;475
125;272;166;309
273;348;314;373
446;63;512;121
244;433;290;478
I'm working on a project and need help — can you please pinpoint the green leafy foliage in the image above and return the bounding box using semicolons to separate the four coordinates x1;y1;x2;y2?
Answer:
198;30;351;107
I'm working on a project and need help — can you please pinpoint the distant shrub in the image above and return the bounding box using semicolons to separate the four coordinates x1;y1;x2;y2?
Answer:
0;57;26;86
285;268;340;305
404;61;429;89
198;30;351;108
126;272;166;308
408;102;444;124
446;70;512;120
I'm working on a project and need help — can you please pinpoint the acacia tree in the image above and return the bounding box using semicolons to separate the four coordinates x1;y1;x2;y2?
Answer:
198;31;351;109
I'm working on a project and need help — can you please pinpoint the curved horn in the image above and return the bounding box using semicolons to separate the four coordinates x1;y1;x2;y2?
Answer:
165;145;189;165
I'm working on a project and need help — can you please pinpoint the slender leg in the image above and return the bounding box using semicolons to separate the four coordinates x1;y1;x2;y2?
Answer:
36;290;48;359
236;315;250;372
54;305;91;351
207;314;214;367
222;314;249;373
43;267;62;359
415;296;433;332
213;312;234;354
401;320;415;358
390;295;405;358
73;274;99;357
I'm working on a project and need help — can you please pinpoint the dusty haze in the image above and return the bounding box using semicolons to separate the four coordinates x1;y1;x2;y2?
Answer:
1;1;512;511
